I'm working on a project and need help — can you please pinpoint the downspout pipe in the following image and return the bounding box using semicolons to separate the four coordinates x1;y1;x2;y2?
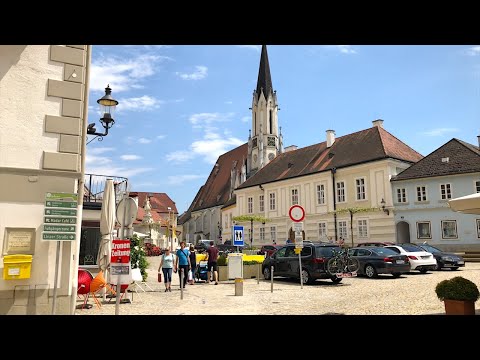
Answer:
331;168;337;242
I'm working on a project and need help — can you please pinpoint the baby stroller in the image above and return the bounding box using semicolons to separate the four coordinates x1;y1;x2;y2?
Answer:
195;260;209;283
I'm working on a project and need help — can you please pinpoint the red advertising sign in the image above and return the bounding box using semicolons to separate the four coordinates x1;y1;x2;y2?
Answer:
111;239;131;264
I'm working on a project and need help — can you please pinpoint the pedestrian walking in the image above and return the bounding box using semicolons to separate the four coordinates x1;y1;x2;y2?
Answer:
158;248;174;292
175;241;191;289
205;240;219;285
188;244;196;285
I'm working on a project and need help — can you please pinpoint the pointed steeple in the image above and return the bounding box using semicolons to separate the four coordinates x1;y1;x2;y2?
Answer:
255;45;273;99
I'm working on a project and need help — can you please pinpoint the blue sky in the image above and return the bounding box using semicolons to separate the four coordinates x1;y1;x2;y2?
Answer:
85;45;480;214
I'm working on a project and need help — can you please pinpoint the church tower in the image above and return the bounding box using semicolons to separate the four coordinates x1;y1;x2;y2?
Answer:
247;45;282;177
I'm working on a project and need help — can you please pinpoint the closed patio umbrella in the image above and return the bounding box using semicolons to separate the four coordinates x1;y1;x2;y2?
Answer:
97;179;116;271
448;192;480;215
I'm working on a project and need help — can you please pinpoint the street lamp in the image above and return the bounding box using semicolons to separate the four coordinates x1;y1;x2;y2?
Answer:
87;84;119;144
217;222;223;243
380;198;390;216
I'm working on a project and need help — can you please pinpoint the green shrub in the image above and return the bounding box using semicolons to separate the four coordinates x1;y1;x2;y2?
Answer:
435;276;480;302
130;234;149;281
243;260;262;265
217;254;228;266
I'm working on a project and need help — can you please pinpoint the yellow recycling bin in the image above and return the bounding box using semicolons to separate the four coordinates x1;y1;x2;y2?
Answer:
3;254;33;280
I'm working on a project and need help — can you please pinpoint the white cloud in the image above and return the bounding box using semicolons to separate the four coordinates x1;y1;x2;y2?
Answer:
422;128;460;137
467;46;480;56
166;151;195;162
90;54;170;93
176;66;208;80
87;147;115;155
191;137;244;164
86;165;154;178
189;112;234;126
324;45;357;54
237;45;261;52
225;101;233;104
166;174;205;185
138;138;152;144
156;135;166;140
120;154;142;161
117;95;164;112
241;116;250;123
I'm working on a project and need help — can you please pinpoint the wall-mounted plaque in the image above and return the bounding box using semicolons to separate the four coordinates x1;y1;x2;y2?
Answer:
3;228;36;255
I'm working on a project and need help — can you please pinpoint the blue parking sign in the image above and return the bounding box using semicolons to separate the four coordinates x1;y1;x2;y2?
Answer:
233;225;244;247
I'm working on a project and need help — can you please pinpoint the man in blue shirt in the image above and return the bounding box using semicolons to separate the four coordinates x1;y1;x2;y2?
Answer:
175;241;191;289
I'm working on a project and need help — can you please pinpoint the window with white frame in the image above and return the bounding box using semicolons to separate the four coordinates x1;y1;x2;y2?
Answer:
416;186;427;202
316;184;325;205
270;226;276;242
441;220;458;239
338;220;347;239
476;180;480;193
416;221;431;239
269;192;276;210
247;197;253;213
440;183;452;200
336;181;346;203
396;188;407;203
259;195;264;212
260;227;265;241
357;219;368;238
356;178;366;200
318;222;327;239
291;188;299;205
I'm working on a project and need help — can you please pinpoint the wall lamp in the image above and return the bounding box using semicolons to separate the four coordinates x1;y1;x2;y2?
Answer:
380;198;390;216
87;84;119;145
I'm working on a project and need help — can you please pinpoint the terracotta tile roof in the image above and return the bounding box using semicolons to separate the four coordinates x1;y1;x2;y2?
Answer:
238;126;423;190
191;143;248;212
392;138;480;181
129;192;177;224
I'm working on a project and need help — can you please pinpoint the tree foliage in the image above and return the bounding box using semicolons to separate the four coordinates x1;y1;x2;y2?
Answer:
232;215;271;223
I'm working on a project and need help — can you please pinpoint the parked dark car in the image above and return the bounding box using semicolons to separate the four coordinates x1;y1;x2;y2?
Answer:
257;244;283;257
349;246;410;278
417;243;465;271
262;243;343;284
357;242;395;247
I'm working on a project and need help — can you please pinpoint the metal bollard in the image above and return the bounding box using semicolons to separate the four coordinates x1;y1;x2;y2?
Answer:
257;264;260;284
271;266;274;293
235;278;243;296
180;268;184;300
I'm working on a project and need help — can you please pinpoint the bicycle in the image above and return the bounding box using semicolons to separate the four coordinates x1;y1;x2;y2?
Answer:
327;247;360;276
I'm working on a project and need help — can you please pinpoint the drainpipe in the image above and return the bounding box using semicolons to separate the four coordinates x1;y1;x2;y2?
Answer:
331;168;338;242
70;44;92;315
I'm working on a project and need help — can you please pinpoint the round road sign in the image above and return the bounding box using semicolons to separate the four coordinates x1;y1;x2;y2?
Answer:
289;205;305;222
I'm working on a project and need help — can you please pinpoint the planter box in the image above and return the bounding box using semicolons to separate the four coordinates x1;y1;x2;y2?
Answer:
217;264;263;281
444;299;476;315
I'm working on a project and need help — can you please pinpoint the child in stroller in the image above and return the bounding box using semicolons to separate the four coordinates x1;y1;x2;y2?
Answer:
195;260;209;283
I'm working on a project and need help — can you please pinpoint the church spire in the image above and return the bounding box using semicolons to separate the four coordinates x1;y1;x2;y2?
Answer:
255;45;273;99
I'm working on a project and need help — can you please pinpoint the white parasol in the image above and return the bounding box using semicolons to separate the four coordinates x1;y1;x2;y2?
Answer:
97;179;116;271
448;192;480;215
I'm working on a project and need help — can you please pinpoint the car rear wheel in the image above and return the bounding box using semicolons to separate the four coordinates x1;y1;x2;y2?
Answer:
365;264;378;278
451;267;459;271
392;272;401;278
301;269;314;285
419;268;428;274
435;262;442;271
263;267;271;280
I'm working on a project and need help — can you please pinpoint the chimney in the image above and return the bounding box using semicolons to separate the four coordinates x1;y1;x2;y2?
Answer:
326;130;335;148
284;145;298;152
372;119;384;128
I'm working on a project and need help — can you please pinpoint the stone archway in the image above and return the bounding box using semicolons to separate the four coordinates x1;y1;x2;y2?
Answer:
396;221;410;243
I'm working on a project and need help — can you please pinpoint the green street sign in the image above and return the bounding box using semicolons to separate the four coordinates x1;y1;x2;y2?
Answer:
42;233;76;241
45;200;77;208
43;225;76;232
44;217;77;224
45;192;78;201
45;209;77;216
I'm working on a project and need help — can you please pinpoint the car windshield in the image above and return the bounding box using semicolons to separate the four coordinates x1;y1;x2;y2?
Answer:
419;244;442;253
400;244;425;252
371;247;398;256
316;246;341;257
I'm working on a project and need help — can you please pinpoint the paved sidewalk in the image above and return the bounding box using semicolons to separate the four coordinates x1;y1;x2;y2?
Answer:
75;256;480;315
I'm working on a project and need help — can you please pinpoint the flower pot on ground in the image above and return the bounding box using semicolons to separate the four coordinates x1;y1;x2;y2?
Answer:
435;276;479;315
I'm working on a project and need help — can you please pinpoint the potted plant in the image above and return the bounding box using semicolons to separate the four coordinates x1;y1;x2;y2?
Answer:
435;276;479;315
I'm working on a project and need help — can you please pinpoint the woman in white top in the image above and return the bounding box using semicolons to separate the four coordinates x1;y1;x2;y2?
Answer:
158;248;175;292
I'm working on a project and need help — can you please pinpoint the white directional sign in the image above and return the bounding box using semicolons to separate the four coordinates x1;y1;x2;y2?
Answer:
43;192;78;241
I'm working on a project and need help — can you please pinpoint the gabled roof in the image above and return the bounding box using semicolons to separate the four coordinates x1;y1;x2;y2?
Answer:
190;143;248;212
237;126;423;190
392;138;480;181
255;45;273;100
129;192;177;224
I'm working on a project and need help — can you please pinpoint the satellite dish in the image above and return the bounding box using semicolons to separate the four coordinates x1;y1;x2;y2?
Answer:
116;197;138;227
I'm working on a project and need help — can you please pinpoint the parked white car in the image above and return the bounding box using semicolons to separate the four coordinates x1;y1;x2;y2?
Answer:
385;244;437;273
